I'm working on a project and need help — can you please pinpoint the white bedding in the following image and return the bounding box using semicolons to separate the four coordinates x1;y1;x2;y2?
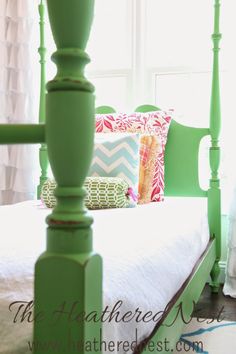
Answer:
0;198;209;353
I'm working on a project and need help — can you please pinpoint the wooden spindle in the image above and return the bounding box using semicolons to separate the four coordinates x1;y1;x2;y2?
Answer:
34;1;102;353
37;0;48;198
208;0;222;293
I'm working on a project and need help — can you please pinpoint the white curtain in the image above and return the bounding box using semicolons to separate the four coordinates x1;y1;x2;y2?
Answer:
0;0;37;205
223;187;236;298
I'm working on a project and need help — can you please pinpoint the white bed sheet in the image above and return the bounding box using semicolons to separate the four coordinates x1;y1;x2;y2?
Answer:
0;198;209;353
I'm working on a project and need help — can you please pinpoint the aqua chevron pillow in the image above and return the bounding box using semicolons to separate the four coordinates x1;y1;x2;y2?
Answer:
89;133;140;193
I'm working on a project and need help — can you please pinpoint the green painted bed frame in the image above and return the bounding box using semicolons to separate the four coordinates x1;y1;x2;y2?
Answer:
0;0;222;353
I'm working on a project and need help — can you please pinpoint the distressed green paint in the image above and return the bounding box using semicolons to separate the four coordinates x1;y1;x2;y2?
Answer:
37;0;49;198
0;124;45;144
209;0;222;294
46;0;95;93
34;1;102;354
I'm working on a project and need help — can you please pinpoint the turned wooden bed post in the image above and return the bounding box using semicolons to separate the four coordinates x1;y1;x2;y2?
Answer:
208;0;222;293
37;0;48;198
34;1;102;353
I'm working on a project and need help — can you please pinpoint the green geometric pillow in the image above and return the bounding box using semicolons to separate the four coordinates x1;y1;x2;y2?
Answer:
41;177;138;210
84;176;136;209
41;179;57;208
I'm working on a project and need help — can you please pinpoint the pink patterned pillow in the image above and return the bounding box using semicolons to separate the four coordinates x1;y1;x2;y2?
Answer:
95;111;173;202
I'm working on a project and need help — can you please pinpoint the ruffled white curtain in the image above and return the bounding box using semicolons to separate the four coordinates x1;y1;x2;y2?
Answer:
0;0;37;205
223;187;236;298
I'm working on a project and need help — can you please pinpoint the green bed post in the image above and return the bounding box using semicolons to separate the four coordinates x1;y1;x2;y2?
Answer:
34;1;102;353
208;0;222;294
37;0;48;198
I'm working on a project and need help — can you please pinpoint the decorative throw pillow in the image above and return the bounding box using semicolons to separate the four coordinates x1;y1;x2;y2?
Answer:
41;179;57;208
89;133;140;195
85;177;137;209
139;135;161;204
41;177;138;209
95;110;172;202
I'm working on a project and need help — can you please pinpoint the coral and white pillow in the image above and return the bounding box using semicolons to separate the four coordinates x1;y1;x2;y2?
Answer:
95;110;172;202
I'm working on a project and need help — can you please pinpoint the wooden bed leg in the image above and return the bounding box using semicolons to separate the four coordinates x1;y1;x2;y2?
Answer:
34;1;102;353
210;261;220;293
208;186;221;295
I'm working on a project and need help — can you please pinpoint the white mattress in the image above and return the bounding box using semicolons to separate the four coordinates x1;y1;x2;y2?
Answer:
0;198;209;354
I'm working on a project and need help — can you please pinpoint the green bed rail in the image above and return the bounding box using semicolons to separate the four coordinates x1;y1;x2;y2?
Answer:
0;124;45;144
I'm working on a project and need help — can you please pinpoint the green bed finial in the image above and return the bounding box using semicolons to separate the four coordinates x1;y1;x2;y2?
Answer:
37;0;48;198
209;0;222;294
34;1;102;353
46;0;95;94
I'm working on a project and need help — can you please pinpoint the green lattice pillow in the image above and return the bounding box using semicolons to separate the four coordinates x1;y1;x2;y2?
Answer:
41;177;138;210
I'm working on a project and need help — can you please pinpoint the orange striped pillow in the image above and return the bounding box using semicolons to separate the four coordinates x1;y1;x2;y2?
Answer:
138;135;161;204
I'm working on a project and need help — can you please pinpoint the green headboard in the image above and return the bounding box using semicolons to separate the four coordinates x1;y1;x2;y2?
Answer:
96;105;209;198
164;120;209;197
